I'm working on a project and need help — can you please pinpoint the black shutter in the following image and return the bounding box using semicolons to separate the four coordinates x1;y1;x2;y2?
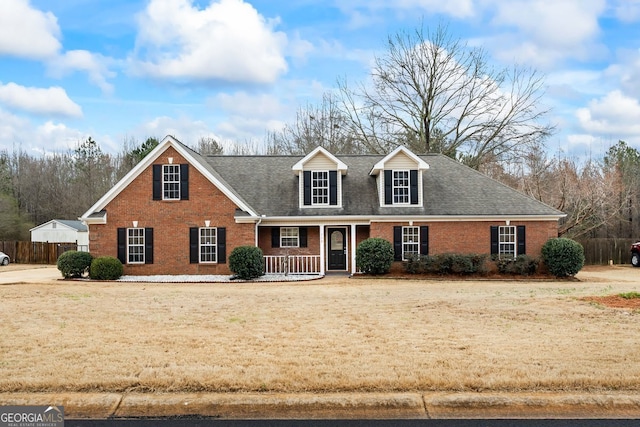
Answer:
303;171;311;206
393;226;402;261
299;227;308;248
190;227;199;263
180;164;189;200
384;170;393;205
271;228;280;248
517;225;526;255
117;228;126;264
217;228;226;263
410;170;418;204
144;228;154;264
329;171;338;205
490;226;499;255
420;226;429;255
152;165;162;200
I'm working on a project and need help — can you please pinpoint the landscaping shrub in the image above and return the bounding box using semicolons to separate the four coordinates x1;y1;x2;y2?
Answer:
495;255;539;276
541;238;585;277
229;246;264;280
403;253;487;275
90;256;123;280
57;250;93;278
356;238;394;275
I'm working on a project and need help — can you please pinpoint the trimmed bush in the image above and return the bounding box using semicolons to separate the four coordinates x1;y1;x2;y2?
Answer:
356;238;394;275
90;256;123;280
495;255;540;276
403;253;488;275
57;250;93;278
229;246;264;280
541;238;585;277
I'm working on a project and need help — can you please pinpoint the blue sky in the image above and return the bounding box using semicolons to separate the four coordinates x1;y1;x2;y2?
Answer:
1;0;639;159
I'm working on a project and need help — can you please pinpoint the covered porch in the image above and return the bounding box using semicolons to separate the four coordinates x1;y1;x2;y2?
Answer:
259;223;370;275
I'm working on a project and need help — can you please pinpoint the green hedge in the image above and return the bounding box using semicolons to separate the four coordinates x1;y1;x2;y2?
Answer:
405;253;488;275
229;246;264;280
495;255;539;276
541;238;585;277
356;238;394;275
90;256;123;280
57;250;93;278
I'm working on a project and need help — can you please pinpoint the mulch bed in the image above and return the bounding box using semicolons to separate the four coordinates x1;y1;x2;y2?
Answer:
581;295;640;310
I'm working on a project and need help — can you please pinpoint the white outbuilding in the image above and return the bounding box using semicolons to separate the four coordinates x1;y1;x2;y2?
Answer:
30;219;89;251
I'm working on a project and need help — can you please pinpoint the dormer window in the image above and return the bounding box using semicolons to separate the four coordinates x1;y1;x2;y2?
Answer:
312;171;329;205
393;170;410;204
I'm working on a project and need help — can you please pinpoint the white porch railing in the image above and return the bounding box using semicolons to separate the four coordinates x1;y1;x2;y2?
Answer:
264;255;321;275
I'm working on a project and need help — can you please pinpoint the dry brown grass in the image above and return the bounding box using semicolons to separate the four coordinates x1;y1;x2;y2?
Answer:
1;266;640;394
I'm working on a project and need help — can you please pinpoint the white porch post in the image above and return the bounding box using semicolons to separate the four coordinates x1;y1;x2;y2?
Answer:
319;224;325;275
350;224;357;275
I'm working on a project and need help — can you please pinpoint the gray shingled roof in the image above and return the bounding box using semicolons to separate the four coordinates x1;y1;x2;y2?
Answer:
202;153;564;218
56;219;88;232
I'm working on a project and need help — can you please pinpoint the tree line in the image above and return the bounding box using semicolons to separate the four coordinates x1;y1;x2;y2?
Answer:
1;23;637;242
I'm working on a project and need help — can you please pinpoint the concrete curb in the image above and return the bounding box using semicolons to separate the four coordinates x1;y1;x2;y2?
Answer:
2;392;640;419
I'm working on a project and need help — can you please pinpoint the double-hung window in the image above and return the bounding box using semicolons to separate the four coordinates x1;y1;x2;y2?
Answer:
280;227;299;248
312;171;329;205
393;170;410;204
498;226;516;259
127;228;145;264
402;226;420;260
199;227;217;263
163;164;180;200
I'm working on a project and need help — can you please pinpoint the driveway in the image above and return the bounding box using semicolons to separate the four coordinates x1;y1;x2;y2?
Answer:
0;264;61;284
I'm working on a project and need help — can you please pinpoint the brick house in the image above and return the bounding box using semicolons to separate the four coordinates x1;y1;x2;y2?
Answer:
80;135;565;276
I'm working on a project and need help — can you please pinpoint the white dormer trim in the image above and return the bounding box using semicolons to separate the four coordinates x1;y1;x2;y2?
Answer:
292;146;348;175
369;145;429;176
79;135;258;222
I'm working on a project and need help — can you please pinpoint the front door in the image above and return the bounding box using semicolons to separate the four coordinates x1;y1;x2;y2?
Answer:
327;228;347;270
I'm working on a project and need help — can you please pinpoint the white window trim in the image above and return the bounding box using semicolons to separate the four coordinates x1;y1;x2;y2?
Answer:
162;164;180;200
498;225;517;259
280;227;300;248
311;170;330;206
127;227;145;264
402;226;420;261
199;227;217;263
393;170;411;205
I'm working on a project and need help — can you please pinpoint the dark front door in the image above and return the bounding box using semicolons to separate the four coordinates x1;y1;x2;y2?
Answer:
328;228;346;270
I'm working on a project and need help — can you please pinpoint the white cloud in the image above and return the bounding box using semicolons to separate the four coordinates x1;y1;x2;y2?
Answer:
0;82;82;117
576;90;640;141
0;0;61;59
613;0;640;22
131;0;288;84
135;115;220;147
485;0;606;68
46;50;117;95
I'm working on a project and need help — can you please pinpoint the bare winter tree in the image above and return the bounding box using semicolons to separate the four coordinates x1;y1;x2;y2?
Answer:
338;23;555;168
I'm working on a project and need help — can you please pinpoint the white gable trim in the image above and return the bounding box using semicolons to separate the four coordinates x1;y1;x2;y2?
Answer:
80;135;257;221
30;219;80;232
370;146;429;176
292;146;348;174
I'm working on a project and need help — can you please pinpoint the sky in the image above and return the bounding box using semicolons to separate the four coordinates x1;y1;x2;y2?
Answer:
1;0;639;160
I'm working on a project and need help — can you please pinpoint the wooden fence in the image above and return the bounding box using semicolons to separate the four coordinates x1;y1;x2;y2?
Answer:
576;238;635;265
0;241;78;264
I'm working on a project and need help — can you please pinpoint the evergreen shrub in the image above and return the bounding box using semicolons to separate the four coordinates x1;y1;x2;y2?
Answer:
229;246;264;280
57;250;93;278
541;238;585;277
356;238;394;275
90;256;124;280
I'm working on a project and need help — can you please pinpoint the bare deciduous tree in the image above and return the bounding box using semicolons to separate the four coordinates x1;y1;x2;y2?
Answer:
338;23;555;168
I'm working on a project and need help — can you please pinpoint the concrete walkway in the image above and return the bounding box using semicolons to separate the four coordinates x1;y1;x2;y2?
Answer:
2;392;640;419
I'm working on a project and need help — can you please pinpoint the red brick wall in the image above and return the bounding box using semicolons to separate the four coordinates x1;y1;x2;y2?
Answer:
88;147;254;275
259;226;320;256
370;220;558;258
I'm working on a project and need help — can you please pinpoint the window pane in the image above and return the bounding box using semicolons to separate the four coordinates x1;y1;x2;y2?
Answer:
163;164;180;200
281;227;299;247
498;226;516;258
127;228;145;263
312;171;328;205
402;226;419;260
199;227;217;263
393;171;409;204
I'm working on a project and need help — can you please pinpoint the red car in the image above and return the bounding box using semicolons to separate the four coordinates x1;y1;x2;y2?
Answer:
631;242;640;267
